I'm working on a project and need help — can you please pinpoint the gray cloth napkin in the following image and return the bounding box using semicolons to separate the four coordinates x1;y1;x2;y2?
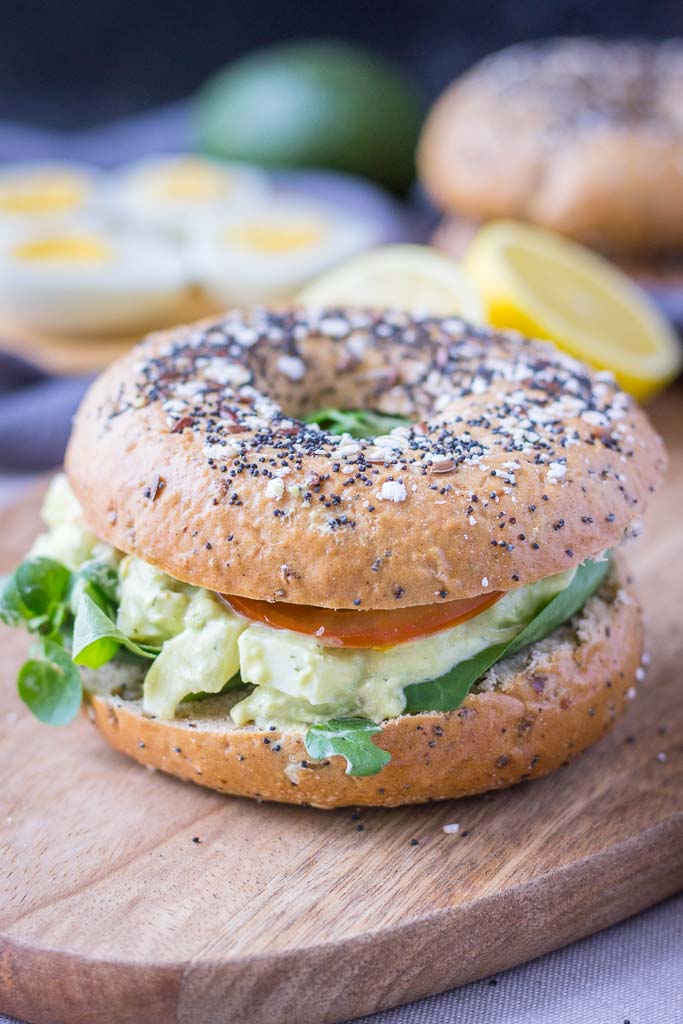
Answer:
355;893;683;1023
0;101;192;165
0;351;91;470
1;894;681;1024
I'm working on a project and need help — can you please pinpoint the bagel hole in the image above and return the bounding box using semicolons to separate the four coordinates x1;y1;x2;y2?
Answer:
304;408;413;440
247;330;425;435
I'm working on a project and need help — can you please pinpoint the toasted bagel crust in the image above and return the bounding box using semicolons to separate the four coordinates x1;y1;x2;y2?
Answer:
418;39;683;256
87;568;642;808
66;308;663;609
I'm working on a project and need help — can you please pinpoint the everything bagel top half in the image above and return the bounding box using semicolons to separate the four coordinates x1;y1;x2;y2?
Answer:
67;307;662;606
8;306;663;807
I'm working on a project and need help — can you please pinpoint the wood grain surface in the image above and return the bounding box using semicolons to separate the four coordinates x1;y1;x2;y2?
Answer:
0;389;682;1024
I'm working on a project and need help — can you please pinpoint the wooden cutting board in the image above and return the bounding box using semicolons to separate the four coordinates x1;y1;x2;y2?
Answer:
0;291;218;374
1;389;682;1024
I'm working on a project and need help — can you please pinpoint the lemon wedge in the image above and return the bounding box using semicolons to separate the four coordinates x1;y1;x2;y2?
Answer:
298;244;484;322
463;220;682;400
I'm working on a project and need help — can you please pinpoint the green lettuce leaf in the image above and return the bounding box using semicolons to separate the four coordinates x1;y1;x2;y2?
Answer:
69;561;119;617
0;573;27;627
1;557;71;636
305;408;411;439
14;557;71;617
6;555;157;724
404;556;610;713
72;591;159;669
17;637;82;725
403;641;511;714
304;718;392;776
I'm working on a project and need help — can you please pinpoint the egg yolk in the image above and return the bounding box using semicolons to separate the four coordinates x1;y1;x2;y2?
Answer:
146;160;229;202
12;235;111;263
227;221;326;254
0;174;85;215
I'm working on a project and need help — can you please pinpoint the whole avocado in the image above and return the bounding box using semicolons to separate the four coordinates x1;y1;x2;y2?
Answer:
194;40;422;194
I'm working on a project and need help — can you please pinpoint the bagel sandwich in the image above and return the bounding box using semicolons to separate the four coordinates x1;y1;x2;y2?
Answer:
1;308;664;807
419;38;683;291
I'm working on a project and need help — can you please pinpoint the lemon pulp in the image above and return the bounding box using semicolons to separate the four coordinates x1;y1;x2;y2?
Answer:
298;244;483;322
464;220;682;400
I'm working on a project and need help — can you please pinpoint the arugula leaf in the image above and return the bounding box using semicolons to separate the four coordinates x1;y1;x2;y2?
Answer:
72;591;159;669
405;557;610;713
14;557;70;617
17;637;82;725
305;408;412;440
304;718;392;776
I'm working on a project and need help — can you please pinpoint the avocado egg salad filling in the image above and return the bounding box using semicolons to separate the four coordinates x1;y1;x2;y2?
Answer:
1;474;611;777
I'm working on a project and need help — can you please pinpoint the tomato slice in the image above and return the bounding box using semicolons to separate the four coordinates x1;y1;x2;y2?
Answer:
222;590;502;649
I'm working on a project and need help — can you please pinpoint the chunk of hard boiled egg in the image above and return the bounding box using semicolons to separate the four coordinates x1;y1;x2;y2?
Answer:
195;198;378;304
0;222;191;335
113;155;269;236
0;162;102;237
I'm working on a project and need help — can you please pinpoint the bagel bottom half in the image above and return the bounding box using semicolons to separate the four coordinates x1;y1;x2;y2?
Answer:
86;566;641;809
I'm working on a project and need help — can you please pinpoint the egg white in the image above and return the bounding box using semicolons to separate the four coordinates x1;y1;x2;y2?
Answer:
0;220;192;335
0;161;105;239
111;155;270;237
195;197;378;305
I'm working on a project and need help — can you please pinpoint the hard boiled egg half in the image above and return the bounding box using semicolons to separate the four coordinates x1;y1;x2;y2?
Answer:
195;198;378;304
0;222;191;335
0;162;102;238
113;155;269;236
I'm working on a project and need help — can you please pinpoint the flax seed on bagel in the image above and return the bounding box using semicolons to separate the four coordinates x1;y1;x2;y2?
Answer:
65;307;663;609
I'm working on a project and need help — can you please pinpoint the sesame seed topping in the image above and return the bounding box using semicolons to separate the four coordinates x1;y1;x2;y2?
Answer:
379;480;407;503
547;461;567;483
98;305;659;602
265;477;284;500
276;354;306;381
442;823;460;834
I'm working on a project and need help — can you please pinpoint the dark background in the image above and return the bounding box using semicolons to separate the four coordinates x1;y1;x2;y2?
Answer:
5;0;683;129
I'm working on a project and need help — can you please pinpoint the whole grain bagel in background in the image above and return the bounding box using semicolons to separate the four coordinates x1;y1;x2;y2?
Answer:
419;38;683;274
6;306;664;808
